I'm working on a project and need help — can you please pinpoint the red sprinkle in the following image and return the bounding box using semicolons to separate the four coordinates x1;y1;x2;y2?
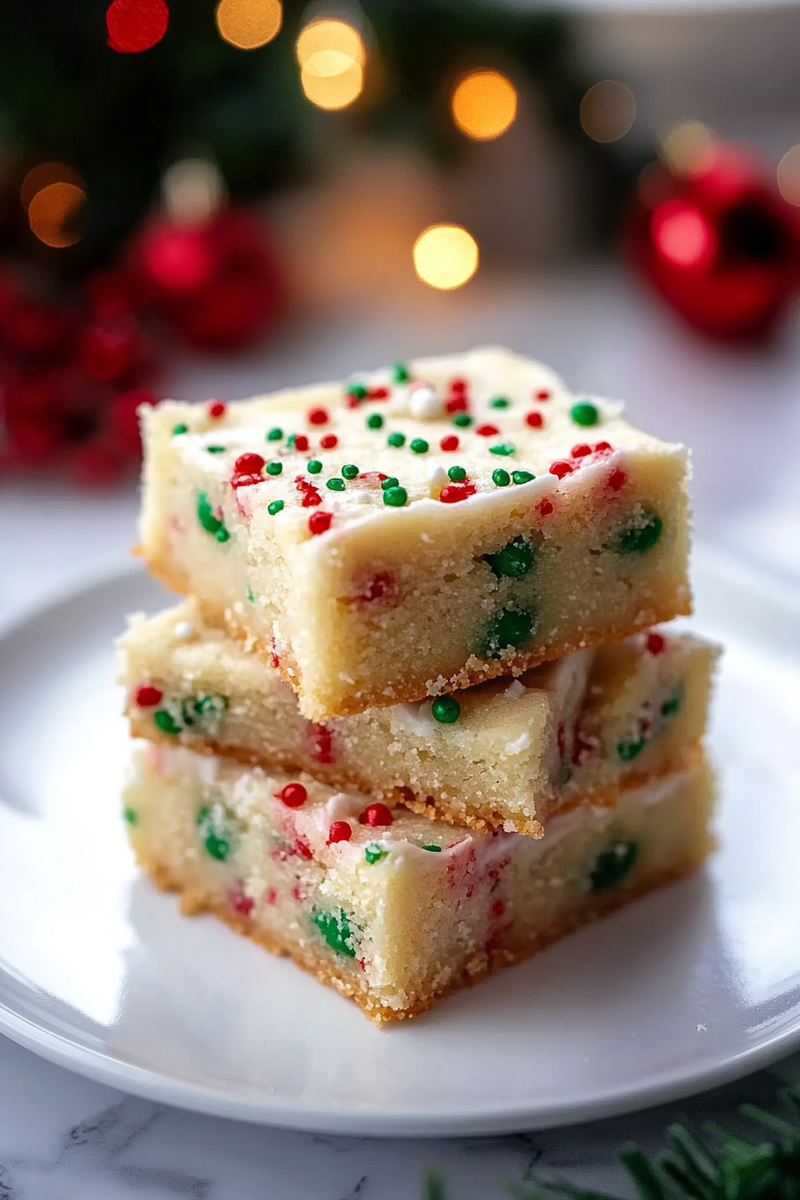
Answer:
550;460;575;479
439;482;476;504
440;435;459;452
295;839;314;861
327;821;352;844
449;378;467;394
359;802;393;827
278;782;307;808
229;887;254;918
134;684;162;708
525;411;544;429
537;497;554;516
208;400;226;419
646;631;666;656
308;407;329;426
445;394;468;414
607;467;627;492
491;899;506;920
309;510;332;535
358;471;388;484
231;472;263;489
293;434;309;452
594;441;613;454
345;394;361;410
311;724;334;764
571;443;591;458
266;887;277;905
369;386;389;400
296;475;322;507
536;389;551;401
270;634;280;670
320;433;338;449
234;452;265;476
475;423;499;437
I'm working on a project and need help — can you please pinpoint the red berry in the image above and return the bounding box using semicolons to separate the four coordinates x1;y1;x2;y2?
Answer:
293;434;309;452
550;460;575;479
536;389;551;401
607;467;627;492
537;497;554;516
327;821;352;844
320;433;338;449
525;411;544;428
208;400;226;419
234;452;265;476
646;631;666;655
369;386;389;400
229;887;254;918
359;802;393;827
308;407;329;426
445;394;468;414
449;378;467;394
134;684;162;707
439;482;475;504
571;443;591;458
475;423;499;437
278;782;307;808
594;441;613;454
440;435;459;451
309;510;332;535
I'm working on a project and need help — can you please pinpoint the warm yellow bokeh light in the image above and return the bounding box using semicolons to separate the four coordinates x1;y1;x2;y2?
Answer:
20;162;84;214
777;145;800;206
215;0;282;49
297;20;365;110
413;224;478;290
579;80;636;144
451;70;518;141
163;158;226;225
659;120;716;178
27;182;86;248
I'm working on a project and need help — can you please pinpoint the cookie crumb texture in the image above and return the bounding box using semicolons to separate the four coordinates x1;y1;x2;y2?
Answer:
120;604;719;837
125;743;715;1024
139;347;691;721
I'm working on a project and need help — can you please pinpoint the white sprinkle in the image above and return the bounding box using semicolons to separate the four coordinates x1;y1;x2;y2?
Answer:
173;620;195;640
426;465;447;493
409;386;442;420
504;731;531;755
696;1023;707;1033
504;679;526;699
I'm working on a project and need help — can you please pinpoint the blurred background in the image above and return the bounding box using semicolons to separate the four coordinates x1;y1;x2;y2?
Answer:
2;0;800;607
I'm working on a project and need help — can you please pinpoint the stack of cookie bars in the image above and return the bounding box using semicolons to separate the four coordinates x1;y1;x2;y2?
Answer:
119;346;719;1024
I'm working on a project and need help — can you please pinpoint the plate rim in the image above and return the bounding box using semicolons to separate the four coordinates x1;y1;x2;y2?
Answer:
0;545;799;1138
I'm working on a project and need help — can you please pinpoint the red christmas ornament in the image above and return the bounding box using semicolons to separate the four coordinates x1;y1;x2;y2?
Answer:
629;142;800;341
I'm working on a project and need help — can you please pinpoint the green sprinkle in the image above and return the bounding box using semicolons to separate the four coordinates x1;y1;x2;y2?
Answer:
214;527;230;544
617;513;663;555
266;427;283;442
453;413;472;428
387;431;406;448
392;363;410;384
571;401;600;427
342;463;359;479
266;461;283;476
312;908;356;957
490;396;510;409
197;491;222;536
123;805;138;826
590;840;638;891
661;686;684;717
196;804;235;862
410;438;429;454
286;433;297;449
366;413;384;430
206;445;226;454
479;607;534;659
153;708;181;735
489;443;515;456
172;423;188;435
432;695;461;724
422;844;442;853
492;468;511;487
326;477;345;491
383;485;408;507
307;459;322;474
268;499;284;515
347;383;368;400
617;737;646;762
512;470;535;485
365;841;386;865
447;465;466;482
246;585;255;603
381;476;399;490
191;692;229;719
485;536;534;579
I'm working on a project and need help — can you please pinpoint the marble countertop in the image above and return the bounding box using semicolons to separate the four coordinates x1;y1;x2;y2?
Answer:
2;264;800;1197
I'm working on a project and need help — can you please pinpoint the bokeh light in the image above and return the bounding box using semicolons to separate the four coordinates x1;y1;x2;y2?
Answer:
162;159;226;225
777;145;800;207
579;80;636;144
651;201;716;268
413;224;479;290
20;163;84;214
659;120;716;178
27;182;87;248
106;0;169;52
451;71;518;141
297;19;365;110
215;0;281;49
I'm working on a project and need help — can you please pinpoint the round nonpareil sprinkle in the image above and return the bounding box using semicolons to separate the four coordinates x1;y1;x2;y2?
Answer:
571;401;599;427
360;802;393;827
292;433;310;452
327;821;352;844
308;407;329;425
439;483;475;503
172;423;188;435
452;413;472;428
381;476;399;490
234;452;265;475
536;388;551;401
364;842;386;865
266;461;283;476
410;438;429;454
432;695;461;724
326;477;345;491
646;631;666;655
392;363;410;383
307;460;322;474
266;427;283;441
320;434;338;449
525;411;544;428
571;443;591;458
492;468;511;487
490;396;510;409
278;782;307;808
347;383;367;399
440;435;459;451
475;423;499;437
268;499;284;515
512;470;535;485
387;432;406;448
383;485;407;507
489;443;515;456
208;400;226;418
341;463;359;480
134;684;163;707
550;460;574;478
447;465;466;481
366;413;384;430
206;445;226;454
309;510;333;535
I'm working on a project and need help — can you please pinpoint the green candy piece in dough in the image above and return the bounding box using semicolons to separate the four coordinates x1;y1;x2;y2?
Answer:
197;492;230;543
312;908;357;957
661;684;684;717
196;804;236;862
364;841;386;865
123;806;138;826
479;606;534;658
590;840;638;891
181;693;229;728
617;513;663;555
617;737;646;762
484;535;534;579
154;708;182;736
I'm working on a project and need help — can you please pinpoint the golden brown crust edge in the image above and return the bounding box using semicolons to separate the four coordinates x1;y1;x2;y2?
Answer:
135;842;713;1027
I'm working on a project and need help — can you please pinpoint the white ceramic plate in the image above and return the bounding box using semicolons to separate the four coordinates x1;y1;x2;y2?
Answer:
0;549;799;1137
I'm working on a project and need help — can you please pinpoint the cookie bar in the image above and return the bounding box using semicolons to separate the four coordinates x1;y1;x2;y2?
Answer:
124;743;715;1024
139;346;692;721
120;603;717;837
